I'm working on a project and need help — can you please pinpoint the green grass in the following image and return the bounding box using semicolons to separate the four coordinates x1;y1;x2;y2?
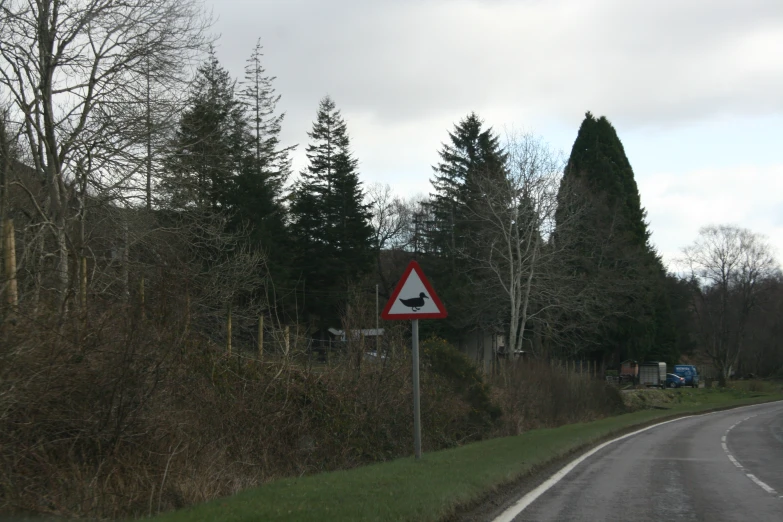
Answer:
147;388;782;522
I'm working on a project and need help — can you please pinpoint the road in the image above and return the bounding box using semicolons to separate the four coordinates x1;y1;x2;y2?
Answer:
497;401;783;522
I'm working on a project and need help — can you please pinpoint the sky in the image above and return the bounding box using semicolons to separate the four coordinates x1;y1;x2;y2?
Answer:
204;0;783;268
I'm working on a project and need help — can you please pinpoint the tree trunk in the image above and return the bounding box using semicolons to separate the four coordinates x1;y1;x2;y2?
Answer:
30;230;44;313
55;222;69;312
122;222;130;302
146;63;153;211
3;218;18;316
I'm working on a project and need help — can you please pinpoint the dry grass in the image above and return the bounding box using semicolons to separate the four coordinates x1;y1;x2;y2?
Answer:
0;303;629;520
731;379;782;394
0;304;485;519
490;360;626;435
149;387;783;522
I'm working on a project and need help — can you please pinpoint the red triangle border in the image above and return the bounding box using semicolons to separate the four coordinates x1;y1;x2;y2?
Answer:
381;260;448;320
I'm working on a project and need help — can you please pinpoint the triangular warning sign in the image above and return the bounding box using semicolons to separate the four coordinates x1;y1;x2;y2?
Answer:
381;260;447;320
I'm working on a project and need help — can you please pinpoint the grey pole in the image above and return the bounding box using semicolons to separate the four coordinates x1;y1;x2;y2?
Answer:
376;284;380;355
411;319;422;459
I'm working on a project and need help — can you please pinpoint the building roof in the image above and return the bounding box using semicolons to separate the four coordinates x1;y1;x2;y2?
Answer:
328;328;385;338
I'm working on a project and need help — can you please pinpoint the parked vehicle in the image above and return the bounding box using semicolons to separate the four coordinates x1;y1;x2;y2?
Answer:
673;365;700;388
666;373;685;388
619;359;639;385
639;362;667;388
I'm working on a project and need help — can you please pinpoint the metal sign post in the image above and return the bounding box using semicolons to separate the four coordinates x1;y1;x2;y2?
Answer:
411;319;422;459
380;260;447;460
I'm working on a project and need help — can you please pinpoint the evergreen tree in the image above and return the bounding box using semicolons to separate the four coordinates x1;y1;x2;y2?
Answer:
165;47;249;211
555;112;678;364
240;39;295;202
289;96;374;326
555;112;649;259
426;113;507;337
165;48;286;271
429;113;506;256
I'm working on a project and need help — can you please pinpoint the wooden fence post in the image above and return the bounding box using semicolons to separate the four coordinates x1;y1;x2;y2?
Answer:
3;219;18;316
227;303;232;356
139;276;145;318
184;291;190;337
284;325;290;357
258;315;264;359
80;256;87;312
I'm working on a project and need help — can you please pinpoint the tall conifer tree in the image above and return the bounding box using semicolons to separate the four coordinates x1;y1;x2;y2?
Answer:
165;48;285;269
427;113;506;336
289;96;373;326
555;112;677;364
429;113;506;257
240;39;295;202
165;47;248;211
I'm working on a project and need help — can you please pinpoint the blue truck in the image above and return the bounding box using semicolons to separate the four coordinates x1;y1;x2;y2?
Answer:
673;365;700;388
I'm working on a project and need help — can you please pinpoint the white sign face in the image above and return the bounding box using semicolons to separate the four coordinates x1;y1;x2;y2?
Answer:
382;260;447;320
385;269;444;316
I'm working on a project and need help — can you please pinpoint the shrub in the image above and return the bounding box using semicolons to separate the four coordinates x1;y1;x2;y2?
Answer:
490;359;626;435
421;337;501;428
0;311;500;518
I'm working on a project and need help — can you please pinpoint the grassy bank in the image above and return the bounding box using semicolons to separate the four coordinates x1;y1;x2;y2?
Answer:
148;387;782;522
0;333;620;519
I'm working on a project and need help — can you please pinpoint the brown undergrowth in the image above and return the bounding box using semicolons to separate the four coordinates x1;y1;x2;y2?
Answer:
490;359;626;435
0;309;624;520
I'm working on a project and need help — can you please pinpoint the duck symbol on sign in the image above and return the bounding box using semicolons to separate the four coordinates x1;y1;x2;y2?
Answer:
399;292;429;312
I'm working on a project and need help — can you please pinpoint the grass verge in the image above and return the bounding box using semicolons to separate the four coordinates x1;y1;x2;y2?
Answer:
146;387;783;522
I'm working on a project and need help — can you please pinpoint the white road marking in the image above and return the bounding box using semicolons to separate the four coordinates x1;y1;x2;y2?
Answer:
722;414;780;497
746;474;777;495
492;416;694;522
492;402;783;522
727;454;742;468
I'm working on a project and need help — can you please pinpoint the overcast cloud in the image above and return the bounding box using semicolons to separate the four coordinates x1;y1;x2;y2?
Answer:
205;0;783;267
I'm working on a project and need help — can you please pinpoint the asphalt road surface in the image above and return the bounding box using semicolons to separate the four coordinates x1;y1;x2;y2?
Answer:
500;401;783;522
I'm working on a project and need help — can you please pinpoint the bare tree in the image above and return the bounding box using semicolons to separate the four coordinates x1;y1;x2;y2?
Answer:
461;132;609;360
407;195;434;255
367;183;412;251
463;133;560;356
367;185;433;296
0;0;209;309
680;225;780;383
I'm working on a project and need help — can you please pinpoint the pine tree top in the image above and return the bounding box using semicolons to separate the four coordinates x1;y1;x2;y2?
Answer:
239;37;295;201
300;96;355;186
564;111;649;247
288;95;374;326
430;112;506;203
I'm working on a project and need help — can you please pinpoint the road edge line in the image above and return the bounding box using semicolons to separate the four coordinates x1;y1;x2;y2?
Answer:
491;400;783;522
722;414;779;496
